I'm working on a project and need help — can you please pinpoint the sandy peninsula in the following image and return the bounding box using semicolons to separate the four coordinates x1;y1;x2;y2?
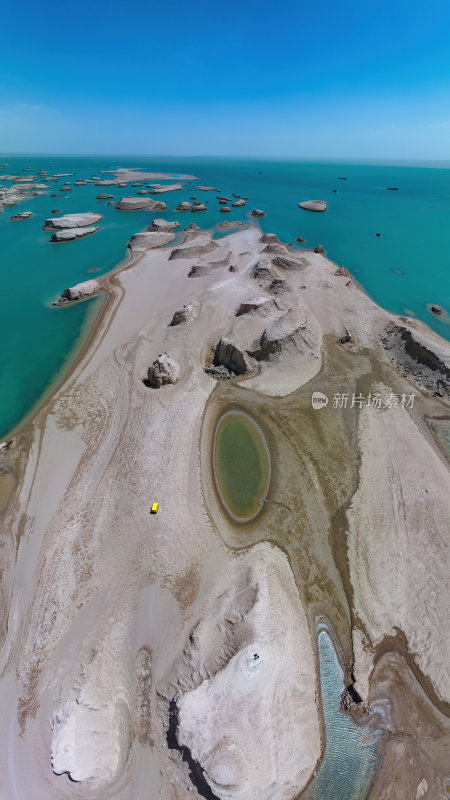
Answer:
0;219;448;800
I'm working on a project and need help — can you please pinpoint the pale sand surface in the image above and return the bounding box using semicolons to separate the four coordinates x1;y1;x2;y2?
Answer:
0;222;448;799
348;398;450;702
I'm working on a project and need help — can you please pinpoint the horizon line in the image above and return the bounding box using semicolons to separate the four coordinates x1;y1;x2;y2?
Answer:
1;153;450;169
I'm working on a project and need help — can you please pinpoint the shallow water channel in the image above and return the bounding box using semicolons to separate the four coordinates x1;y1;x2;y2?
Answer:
306;629;380;800
431;419;450;461
213;411;270;522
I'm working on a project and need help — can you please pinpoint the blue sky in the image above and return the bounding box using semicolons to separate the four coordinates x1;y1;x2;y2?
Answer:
1;0;450;158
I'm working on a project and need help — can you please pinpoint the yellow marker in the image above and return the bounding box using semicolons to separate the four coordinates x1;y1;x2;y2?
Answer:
150;502;159;514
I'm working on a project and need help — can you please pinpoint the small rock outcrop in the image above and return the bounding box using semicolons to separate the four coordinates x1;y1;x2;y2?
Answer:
298;200;328;212
150;183;183;193
50;227;100;242
232;199;246;207
177;201;193;211
190;204;207;212
170;304;195;326
213;337;252;375
147;219;180;232
251;209;265;217
253;262;272;280
268;278;290;295
53;279;99;305
263;243;289;255
128;231;176;251
146;354;180;388
10;211;32;221
204;365;231;380
220;206;231;213
260;233;280;244
430;305;444;316
184;222;200;233
115;197;167;211
272;256;308;271
217;196;232;202
314;245;324;254
335;265;350;277
43;212;102;230
97;193;114;199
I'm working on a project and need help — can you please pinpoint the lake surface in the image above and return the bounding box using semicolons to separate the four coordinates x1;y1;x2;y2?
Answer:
306;629;380;800
1;155;449;438
213;411;270;521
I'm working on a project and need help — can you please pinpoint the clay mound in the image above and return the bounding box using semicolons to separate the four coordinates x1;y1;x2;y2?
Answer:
146;354;180;388
268;278;291;295
50;226;100;242
146;219;180;232
236;297;276;317
149;183;183;193
43;212;102;230
250;308;322;362
169;240;219;261
260;233;280;244
272;255;308;271
128;231;176;250
53;279;99;305
252;261;272;280
298;200;328;212
213;337;252;375
263;243;289;255
115;197;167;211
183;222;201;234
188;252;232;277
188;265;212;278
170;304;195;326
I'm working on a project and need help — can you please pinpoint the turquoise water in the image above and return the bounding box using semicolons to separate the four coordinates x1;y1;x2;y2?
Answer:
307;630;380;800
1;156;450;438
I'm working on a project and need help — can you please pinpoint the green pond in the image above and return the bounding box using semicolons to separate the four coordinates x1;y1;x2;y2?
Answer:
213;411;270;521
